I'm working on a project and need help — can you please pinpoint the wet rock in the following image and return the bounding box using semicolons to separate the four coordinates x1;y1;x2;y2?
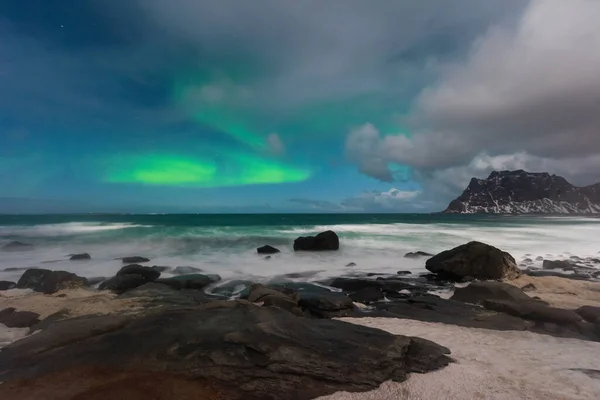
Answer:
576;306;600;323
244;283;296;303
256;245;280;254
117;264;161;281
210;280;253;298
483;299;583;327
120;256;150;264
297;292;355;317
119;282;209;307
0;281;16;290
404;251;433;258
16;269;88;294
543;259;575;270
349;287;385;304
2;241;33;252
172;266;203;275
525;269;592;281
425;241;521;281
521;283;536;292
522;258;533;263
329;277;381;291
98;274;147;294
397;270;412;275
293;230;339;251
0;302;452;400
0;307;41;328
155;274;221;290
450;281;537;306
269;282;332;294
536;256;544;261
69;253;91;261
345;262;357;267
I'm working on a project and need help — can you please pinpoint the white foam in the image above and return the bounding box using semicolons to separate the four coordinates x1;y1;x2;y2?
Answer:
317;318;600;400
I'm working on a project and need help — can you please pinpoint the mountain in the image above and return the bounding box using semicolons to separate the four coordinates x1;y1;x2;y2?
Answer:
442;170;600;214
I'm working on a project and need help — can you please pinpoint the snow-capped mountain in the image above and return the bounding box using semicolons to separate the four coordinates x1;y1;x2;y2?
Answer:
443;170;600;214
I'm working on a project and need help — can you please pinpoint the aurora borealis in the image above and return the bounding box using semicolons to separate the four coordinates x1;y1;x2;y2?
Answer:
7;0;588;213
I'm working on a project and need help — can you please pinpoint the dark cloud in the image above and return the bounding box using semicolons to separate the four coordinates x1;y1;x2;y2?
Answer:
347;1;600;190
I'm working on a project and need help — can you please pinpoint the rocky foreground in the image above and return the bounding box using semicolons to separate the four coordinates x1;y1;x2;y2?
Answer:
1;234;600;399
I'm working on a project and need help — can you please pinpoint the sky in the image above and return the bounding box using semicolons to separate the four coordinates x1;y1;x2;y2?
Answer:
1;0;599;213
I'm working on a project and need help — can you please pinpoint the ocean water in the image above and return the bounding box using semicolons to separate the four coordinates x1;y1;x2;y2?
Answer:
1;214;599;285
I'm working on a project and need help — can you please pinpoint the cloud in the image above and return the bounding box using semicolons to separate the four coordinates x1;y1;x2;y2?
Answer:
341;188;424;211
347;0;600;186
265;133;285;156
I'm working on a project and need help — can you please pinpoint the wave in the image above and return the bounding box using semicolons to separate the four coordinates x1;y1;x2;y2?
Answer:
0;222;152;237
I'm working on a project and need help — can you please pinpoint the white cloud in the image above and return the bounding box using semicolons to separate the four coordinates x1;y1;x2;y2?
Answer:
342;188;424;211
347;0;600;187
266;133;285;156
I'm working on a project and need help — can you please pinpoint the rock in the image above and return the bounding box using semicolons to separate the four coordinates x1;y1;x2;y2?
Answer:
256;245;280;254
483;300;583;327
543;259;575;270
522;258;533;263
0;281;16;290
576;306;600;323
151;266;171;273
119;282;209;307
0;307;41;328
16;269;88;294
117;264;161;281
450;281;536;305
69;253;91;261
0;302;452;400
345;262;357;267
404;251;433;258
210;280;253;298
397;270;412;275
521;283;536;292
425;241;521;281
155;274;221;290
244;283;296;303
269;282;332;294
99;274;147;294
349;287;385;304
172;266;203;275
329;277;381;291
293;230;339;251
264;256;271;260
536;256;544;261
297;292;355;317
525;269;592;280
2;241;33;251
121;256;150;264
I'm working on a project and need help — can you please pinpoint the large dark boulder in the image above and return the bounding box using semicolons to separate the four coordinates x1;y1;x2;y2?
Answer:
425;241;521;280
450;281;536;305
0;307;41;328
298;292;355;317
16;269;88;294
576;306;600;323
155;274;221;290
98;274;147;294
0;302;452;400
293;230;339;251
2;241;33;252
69;253;91;261
120;256;150;264
0;281;16;290
257;245;280;254
117;264;161;281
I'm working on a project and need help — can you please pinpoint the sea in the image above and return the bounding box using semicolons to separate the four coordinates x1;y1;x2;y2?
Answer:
1;214;600;286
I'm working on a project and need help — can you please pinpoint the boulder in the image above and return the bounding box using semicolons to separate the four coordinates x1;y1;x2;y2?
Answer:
256;245;280;254
425;241;521;280
172;266;203;275
0;307;41;328
0;281;16;290
119;283;209;307
329;277;381;291
69;253;91;261
397;270;412;275
576;306;600;323
151;266;171;273
525;269;592;281
121;256;150;264
483;299;583;327
345;262;357;267
450;281;536;305
117;264;161;281
404;251;433;258
244;283;297;303
0;302;452;400
16;269;88;294
155;274;221;290
2;241;33;252
293;230;339;251
99;274;147;294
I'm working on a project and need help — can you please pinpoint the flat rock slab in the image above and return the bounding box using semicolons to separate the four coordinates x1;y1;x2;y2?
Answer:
0;301;451;400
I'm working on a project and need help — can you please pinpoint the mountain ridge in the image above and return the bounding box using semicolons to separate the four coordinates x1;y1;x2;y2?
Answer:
442;170;600;214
